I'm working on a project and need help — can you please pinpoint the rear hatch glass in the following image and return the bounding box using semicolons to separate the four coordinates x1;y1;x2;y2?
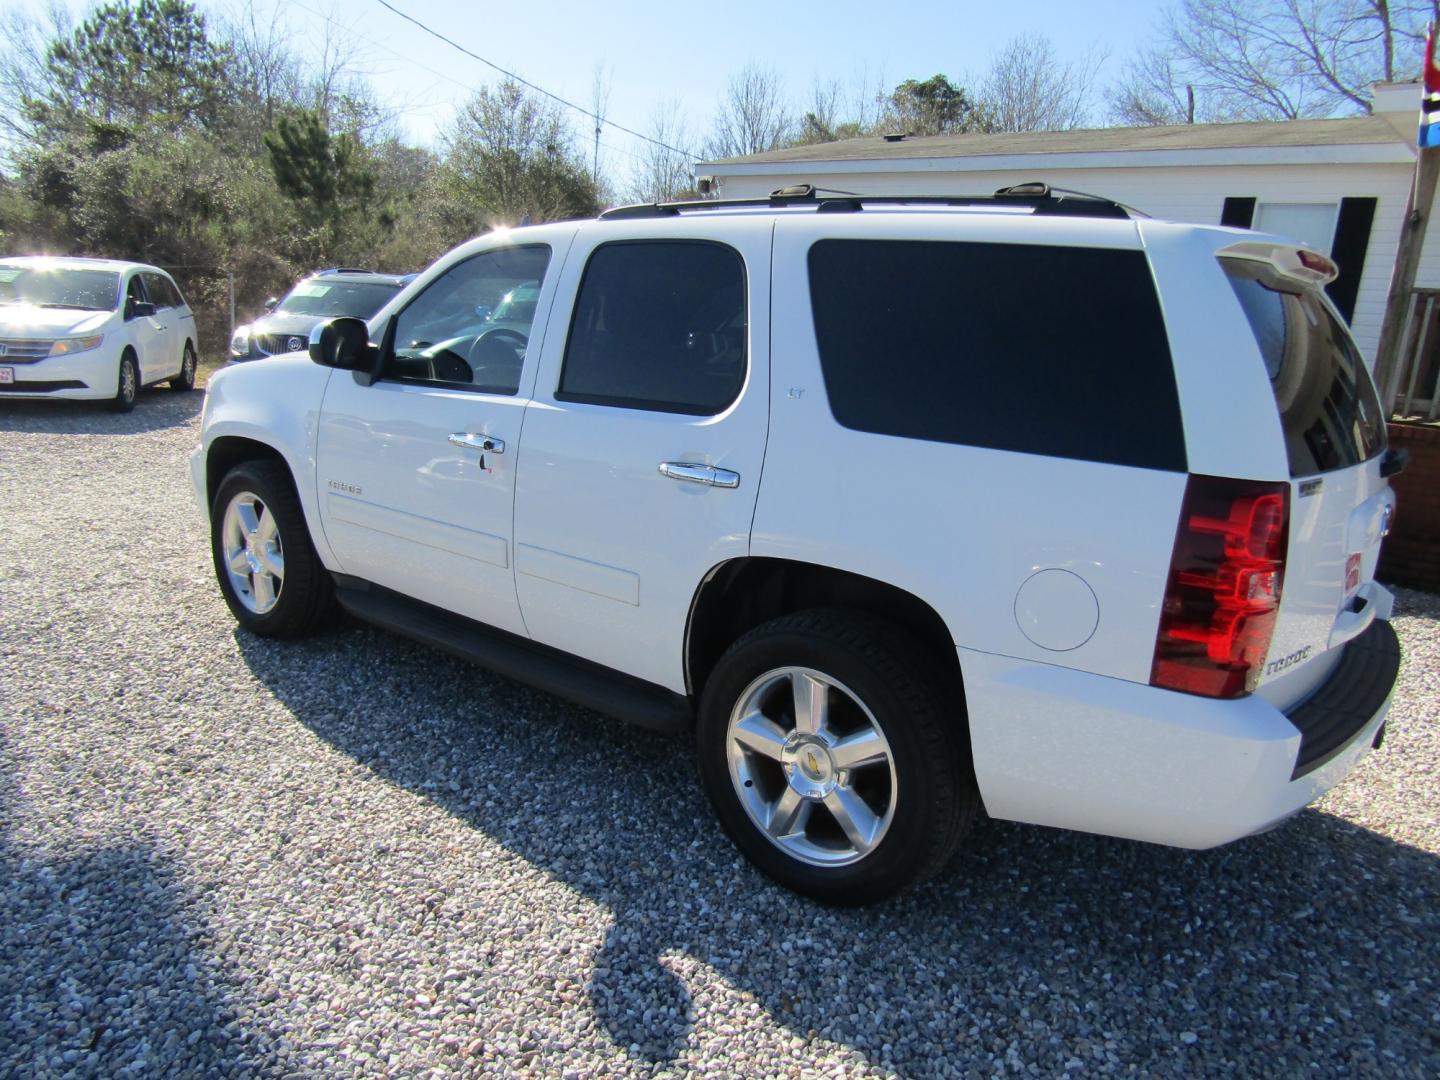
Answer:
1223;259;1386;476
1221;257;1393;705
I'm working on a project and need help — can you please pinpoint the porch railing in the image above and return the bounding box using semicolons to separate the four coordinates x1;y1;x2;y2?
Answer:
1382;287;1440;419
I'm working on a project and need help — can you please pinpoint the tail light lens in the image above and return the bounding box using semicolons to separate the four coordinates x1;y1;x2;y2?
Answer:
1151;475;1290;698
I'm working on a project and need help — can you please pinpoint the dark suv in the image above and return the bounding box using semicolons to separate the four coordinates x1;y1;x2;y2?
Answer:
229;269;409;362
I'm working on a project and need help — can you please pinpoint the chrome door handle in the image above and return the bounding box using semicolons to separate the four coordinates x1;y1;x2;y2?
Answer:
449;432;505;454
659;462;740;488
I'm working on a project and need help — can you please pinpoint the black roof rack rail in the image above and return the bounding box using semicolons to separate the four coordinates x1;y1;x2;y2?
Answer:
599;182;1137;221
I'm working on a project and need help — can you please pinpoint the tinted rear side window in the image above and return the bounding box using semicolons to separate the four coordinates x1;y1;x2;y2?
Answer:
558;241;746;415
807;240;1186;471
1223;259;1385;476
141;272;178;308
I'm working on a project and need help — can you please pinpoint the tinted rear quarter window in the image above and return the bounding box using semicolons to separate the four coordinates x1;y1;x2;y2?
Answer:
807;240;1186;471
1223;259;1385;476
558;241;747;415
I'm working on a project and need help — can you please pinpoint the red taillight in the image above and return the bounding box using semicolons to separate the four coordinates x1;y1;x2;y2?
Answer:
1344;552;1362;594
1151;475;1290;698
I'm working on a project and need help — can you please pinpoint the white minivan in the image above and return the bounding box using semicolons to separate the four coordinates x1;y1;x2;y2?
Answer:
192;186;1406;904
0;256;198;411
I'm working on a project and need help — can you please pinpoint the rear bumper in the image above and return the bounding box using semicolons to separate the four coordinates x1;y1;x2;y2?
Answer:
962;620;1401;849
1289;619;1400;777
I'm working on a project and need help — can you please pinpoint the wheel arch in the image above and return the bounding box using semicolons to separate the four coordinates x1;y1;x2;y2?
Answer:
204;432;339;572
685;557;966;718
205;435;291;511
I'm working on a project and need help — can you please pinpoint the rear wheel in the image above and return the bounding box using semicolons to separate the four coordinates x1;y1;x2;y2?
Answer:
211;461;333;638
108;351;138;413
696;610;976;905
169;341;196;391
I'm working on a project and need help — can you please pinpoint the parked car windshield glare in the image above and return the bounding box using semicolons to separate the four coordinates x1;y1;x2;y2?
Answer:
0;264;120;311
486;282;540;323
276;280;399;319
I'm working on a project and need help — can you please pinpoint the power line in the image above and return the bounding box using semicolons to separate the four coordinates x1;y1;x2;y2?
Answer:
284;0;653;166
370;0;691;159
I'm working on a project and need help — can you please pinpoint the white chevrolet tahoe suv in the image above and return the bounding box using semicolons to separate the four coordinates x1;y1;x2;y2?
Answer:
192;185;1404;905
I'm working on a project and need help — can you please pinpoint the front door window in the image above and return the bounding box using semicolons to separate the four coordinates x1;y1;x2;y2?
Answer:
387;246;552;394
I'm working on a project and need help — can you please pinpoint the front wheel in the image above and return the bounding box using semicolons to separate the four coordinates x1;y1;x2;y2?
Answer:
108;351;138;413
210;461;334;638
696;610;976;905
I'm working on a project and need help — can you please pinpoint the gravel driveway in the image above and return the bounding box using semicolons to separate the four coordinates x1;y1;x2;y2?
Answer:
2;389;1438;1079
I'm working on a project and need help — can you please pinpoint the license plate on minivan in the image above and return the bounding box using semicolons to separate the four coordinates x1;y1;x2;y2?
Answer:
0;367;13;384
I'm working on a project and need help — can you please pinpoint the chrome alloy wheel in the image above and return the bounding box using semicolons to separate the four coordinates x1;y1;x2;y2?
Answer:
726;666;898;867
221;491;285;614
119;359;137;403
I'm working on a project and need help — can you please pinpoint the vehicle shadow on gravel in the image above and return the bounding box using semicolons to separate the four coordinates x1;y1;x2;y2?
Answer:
0;735;295;1077
237;624;1440;1076
0;388;203;435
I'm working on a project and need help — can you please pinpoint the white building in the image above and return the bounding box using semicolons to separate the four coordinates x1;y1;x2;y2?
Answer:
697;81;1436;378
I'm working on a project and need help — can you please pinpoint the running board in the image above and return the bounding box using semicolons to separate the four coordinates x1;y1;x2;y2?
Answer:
332;575;692;735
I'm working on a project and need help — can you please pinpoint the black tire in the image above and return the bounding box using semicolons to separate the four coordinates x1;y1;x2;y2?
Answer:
169;341;197;391
696;610;977;906
108;350;138;413
210;460;334;638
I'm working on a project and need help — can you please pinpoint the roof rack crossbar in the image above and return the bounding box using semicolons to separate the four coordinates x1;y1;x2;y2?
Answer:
599;182;1133;221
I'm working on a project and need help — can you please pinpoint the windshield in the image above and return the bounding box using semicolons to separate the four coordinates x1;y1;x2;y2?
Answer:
0;264;120;311
276;280;399;319
489;282;540;323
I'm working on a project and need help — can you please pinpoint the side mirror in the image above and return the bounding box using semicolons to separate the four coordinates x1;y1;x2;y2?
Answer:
309;317;373;375
262;296;280;312
127;299;156;320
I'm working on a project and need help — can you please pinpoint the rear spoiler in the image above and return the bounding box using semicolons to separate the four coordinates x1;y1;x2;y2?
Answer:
1217;240;1339;288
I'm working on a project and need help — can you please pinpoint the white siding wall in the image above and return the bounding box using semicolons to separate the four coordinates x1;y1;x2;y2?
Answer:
712;161;1424;362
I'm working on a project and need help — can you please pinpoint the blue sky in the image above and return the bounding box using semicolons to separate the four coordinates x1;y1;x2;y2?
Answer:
17;0;1166;169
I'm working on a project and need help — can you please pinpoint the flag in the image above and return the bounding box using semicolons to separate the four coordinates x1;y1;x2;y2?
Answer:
1421;23;1440;148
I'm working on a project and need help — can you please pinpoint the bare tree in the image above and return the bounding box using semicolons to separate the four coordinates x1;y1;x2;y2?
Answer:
218;0;394;148
222;0;302;134
627;99;695;202
705;62;792;158
589;62;611;184
1108;48;1202;125
847;64;892;133
794;67;892;144
980;34;1107;132
1109;0;1435;125
795;77;843;144
0;3;71;156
